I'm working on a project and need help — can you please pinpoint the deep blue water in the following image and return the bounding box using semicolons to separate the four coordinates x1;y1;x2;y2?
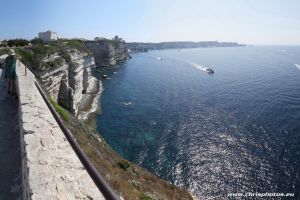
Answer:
95;46;300;199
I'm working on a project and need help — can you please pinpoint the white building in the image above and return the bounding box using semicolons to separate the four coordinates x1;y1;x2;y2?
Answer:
113;35;122;41
38;30;58;42
94;37;106;41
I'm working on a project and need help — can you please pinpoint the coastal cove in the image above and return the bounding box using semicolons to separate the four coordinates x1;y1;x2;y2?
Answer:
2;1;300;199
1;40;195;199
95;46;300;199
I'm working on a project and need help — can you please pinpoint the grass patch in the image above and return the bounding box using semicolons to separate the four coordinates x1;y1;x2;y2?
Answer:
61;53;71;63
65;40;85;50
0;48;11;55
46;57;64;68
118;160;131;171
30;43;63;56
65;40;93;56
49;98;70;122
140;193;153;200
14;48;38;68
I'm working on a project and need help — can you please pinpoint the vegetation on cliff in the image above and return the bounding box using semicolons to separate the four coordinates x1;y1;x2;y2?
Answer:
13;40;92;72
0;48;11;55
49;98;70;122
7;39;29;47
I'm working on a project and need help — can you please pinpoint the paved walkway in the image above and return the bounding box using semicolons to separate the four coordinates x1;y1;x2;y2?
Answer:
17;62;105;199
0;69;22;199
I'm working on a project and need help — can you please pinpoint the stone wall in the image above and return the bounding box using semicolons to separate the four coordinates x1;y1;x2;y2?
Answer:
84;40;128;67
16;60;105;199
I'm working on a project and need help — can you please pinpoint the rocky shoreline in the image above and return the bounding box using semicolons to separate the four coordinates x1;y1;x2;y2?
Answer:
78;77;103;121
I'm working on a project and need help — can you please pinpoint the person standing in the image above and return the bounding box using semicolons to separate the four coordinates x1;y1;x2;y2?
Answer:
4;50;17;95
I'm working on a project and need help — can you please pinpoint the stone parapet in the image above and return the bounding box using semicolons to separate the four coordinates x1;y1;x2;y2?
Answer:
16;60;104;200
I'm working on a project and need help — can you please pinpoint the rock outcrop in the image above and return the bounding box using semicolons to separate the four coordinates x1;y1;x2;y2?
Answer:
29;38;128;118
84;39;128;66
38;50;98;116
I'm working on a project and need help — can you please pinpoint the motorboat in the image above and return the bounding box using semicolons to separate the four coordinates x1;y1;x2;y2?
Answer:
206;68;214;73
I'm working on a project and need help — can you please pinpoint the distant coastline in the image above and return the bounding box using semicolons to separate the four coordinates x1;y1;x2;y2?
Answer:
127;41;245;52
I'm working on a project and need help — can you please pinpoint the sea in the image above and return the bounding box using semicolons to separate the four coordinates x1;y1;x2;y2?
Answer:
94;46;300;199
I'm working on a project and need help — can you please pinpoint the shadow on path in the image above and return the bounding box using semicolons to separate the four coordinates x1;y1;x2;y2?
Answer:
0;71;21;200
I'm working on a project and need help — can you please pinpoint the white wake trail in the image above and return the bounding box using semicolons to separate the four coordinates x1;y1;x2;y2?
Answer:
294;64;300;71
189;61;209;72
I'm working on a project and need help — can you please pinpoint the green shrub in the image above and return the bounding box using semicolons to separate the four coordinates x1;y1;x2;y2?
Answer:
61;53;71;63
49;98;70;122
0;48;11;55
65;40;92;54
140;193;153;200
31;44;50;55
7;39;29;47
46;57;64;68
31;38;43;45
66;40;84;49
15;48;41;69
15;49;33;63
0;41;7;47
118;160;131;170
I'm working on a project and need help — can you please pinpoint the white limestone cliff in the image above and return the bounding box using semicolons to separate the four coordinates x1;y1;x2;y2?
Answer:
39;50;99;117
84;40;128;66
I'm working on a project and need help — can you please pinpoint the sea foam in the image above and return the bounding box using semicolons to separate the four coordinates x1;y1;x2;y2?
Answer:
189;61;209;72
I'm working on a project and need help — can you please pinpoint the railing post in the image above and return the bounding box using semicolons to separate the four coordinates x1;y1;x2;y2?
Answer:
16;57;26;76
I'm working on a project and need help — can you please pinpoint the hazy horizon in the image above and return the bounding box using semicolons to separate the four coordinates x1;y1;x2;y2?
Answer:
1;0;300;45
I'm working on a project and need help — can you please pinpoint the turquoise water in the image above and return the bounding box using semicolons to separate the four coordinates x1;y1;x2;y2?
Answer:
95;46;300;199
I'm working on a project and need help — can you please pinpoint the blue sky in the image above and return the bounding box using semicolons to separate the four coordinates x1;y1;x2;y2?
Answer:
0;0;300;44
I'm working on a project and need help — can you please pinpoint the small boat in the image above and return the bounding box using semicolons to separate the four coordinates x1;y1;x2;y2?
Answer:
206;68;214;73
101;74;108;79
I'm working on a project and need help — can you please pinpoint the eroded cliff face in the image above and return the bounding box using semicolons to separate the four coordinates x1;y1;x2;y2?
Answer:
31;39;127;117
39;50;98;116
84;40;128;66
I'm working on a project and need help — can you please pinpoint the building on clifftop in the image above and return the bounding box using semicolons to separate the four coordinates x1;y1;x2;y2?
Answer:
38;30;58;42
113;35;123;41
94;37;107;41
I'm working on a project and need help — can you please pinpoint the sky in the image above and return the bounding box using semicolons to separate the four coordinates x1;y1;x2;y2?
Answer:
0;0;300;45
